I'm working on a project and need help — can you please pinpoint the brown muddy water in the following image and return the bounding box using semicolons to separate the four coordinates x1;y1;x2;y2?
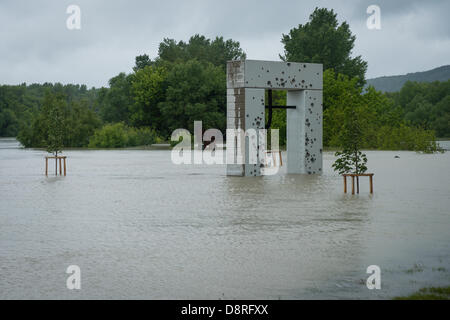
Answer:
0;138;449;299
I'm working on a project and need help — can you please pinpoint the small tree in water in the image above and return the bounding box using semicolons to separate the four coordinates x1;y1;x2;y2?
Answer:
332;104;368;190
42;92;66;174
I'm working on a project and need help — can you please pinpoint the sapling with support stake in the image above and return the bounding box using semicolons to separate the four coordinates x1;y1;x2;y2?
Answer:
332;104;369;193
42;92;66;175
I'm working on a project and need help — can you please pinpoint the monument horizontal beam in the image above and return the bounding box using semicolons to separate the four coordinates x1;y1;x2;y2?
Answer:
227;60;323;90
265;105;296;109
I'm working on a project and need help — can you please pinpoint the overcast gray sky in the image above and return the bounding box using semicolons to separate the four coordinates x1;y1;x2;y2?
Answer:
1;0;449;87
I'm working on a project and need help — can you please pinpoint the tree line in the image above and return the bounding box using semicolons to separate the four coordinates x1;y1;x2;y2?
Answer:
0;8;447;151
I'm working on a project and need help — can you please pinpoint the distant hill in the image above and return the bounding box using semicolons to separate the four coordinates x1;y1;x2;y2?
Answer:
366;65;450;92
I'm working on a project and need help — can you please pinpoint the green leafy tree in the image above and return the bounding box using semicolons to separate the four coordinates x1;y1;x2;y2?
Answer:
432;95;450;137
133;54;153;72
157;35;246;69
0;108;19;137
99;73;134;124
41;92;66;156
281;7;368;87
323;69;363;146
404;95;433;129
130;65;167;129
391;80;450;137
158;60;226;135
65;100;102;147
17;91;101;149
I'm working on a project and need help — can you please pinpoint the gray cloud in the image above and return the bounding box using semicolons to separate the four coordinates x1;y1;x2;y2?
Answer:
0;0;449;87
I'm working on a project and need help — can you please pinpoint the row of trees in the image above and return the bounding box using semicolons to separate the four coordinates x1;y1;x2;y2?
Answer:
268;70;440;152
265;9;442;153
15;90;101;148
0;83;100;140
3;35;244;148
0;8;446;152
387;80;450;138
95;35;244;138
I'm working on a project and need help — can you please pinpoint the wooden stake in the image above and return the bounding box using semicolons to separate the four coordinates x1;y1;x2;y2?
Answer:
63;158;66;176
370;175;373;194
45;157;48;176
344;175;347;193
356;176;360;194
351;176;355;195
59;158;62;175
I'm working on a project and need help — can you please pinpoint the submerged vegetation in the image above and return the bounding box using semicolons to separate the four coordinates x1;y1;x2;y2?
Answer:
0;8;447;151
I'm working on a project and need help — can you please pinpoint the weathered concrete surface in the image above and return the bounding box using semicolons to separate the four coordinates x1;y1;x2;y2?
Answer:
227;60;322;90
287;90;323;174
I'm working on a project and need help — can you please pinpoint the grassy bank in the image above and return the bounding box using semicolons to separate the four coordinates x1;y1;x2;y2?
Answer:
394;286;450;300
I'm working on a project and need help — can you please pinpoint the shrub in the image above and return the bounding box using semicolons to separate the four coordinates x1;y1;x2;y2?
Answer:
88;123;159;148
374;124;441;153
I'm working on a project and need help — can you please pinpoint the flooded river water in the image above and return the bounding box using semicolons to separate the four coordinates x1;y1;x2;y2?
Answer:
0;138;449;299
